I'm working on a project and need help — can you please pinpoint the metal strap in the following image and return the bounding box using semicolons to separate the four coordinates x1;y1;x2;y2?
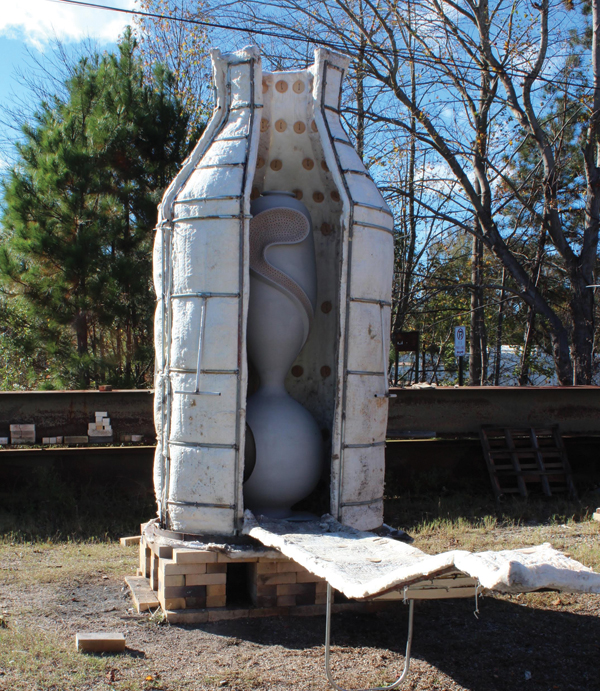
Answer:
167;499;235;510
168;440;237;450
349;297;392;306
380;304;390;397
172;296;221;397
353;221;394;236
353;201;394;218
171;292;240;299
173;195;242;204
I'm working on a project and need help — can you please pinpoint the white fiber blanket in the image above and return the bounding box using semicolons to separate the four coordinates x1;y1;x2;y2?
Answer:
243;512;600;600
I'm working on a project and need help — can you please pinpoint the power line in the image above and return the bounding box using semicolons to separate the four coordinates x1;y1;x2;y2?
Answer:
51;0;595;92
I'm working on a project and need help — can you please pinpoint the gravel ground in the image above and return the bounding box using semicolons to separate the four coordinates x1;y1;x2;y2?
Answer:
1;521;599;691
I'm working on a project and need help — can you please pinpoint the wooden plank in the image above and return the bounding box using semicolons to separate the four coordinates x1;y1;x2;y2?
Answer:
504;429;528;496
479;427;503;501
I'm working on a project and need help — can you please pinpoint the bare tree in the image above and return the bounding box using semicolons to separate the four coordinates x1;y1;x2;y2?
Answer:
229;0;600;384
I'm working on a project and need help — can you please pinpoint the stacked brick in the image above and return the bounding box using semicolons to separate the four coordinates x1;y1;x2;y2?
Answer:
137;533;328;618
159;550;228;611
249;560;327;607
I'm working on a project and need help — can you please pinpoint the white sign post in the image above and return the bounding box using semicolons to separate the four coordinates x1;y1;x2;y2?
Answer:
454;327;466;385
454;327;466;357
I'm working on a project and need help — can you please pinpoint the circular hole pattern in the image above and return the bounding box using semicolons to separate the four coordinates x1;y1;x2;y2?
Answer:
320;365;332;378
331;190;340;202
321;301;332;314
293;121;306;134
302;158;315;170
321;161;329;172
256;156;265;168
293;189;303;200
313;191;324;203
293;80;305;93
291;365;304;377
321;222;332;236
275;119;287;132
270;159;283;171
311;120;318;132
260;118;269;132
276;80;288;93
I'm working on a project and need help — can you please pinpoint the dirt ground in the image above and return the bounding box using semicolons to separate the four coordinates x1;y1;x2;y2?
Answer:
1;518;599;691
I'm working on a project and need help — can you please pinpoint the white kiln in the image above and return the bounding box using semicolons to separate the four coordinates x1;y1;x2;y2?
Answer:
153;46;394;536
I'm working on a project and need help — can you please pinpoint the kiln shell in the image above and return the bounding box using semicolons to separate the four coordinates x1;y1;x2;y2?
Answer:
153;46;394;536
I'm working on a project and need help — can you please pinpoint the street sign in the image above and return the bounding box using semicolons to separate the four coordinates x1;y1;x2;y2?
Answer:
394;331;419;352
454;326;466;357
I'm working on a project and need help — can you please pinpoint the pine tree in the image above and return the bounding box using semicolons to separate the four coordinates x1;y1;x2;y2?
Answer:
0;29;193;388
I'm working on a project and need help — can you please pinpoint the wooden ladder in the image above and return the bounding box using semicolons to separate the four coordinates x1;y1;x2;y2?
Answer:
479;425;577;500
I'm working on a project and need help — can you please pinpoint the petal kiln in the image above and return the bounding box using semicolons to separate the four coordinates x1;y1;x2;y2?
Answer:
153;46;394;537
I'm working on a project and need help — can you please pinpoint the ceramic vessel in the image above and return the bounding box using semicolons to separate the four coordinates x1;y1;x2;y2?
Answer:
243;192;322;517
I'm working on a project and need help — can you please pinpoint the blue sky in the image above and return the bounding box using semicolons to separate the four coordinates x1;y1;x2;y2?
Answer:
0;0;135;169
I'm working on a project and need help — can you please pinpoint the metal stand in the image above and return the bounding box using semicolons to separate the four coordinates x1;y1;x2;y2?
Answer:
325;584;415;691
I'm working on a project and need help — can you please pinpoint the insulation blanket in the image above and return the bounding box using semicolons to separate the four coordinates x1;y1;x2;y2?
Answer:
243;511;600;599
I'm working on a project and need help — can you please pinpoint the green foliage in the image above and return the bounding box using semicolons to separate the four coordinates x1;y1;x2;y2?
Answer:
0;29;194;389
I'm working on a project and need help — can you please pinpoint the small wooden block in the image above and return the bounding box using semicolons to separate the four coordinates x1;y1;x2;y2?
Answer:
207;584;227;597
206;563;228;574
76;632;125;653
186;573;227;587
206;595;227;608
120;536;141;547
314;593;328;605
315;581;328;593
258;573;296;586
174;549;217;564
255;562;278;574
277;595;297;607
254;596;278;608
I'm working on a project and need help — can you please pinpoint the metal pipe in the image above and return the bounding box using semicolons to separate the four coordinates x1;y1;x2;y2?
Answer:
325;584;414;691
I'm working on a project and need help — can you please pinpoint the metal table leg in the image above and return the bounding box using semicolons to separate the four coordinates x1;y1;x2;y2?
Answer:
324;584;414;691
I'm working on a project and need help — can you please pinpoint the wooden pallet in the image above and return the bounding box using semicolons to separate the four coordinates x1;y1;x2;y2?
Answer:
479;425;577;500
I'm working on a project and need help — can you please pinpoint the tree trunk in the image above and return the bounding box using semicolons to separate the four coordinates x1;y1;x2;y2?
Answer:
494;269;506;386
570;271;595;384
469;233;487;385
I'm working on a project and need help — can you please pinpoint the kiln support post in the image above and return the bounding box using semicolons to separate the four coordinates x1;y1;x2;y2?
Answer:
324;584;415;691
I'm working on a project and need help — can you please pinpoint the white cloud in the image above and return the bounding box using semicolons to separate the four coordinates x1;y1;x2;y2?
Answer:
0;0;135;48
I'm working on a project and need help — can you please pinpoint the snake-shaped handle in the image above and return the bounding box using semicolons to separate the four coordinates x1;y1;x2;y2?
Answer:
249;207;315;344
